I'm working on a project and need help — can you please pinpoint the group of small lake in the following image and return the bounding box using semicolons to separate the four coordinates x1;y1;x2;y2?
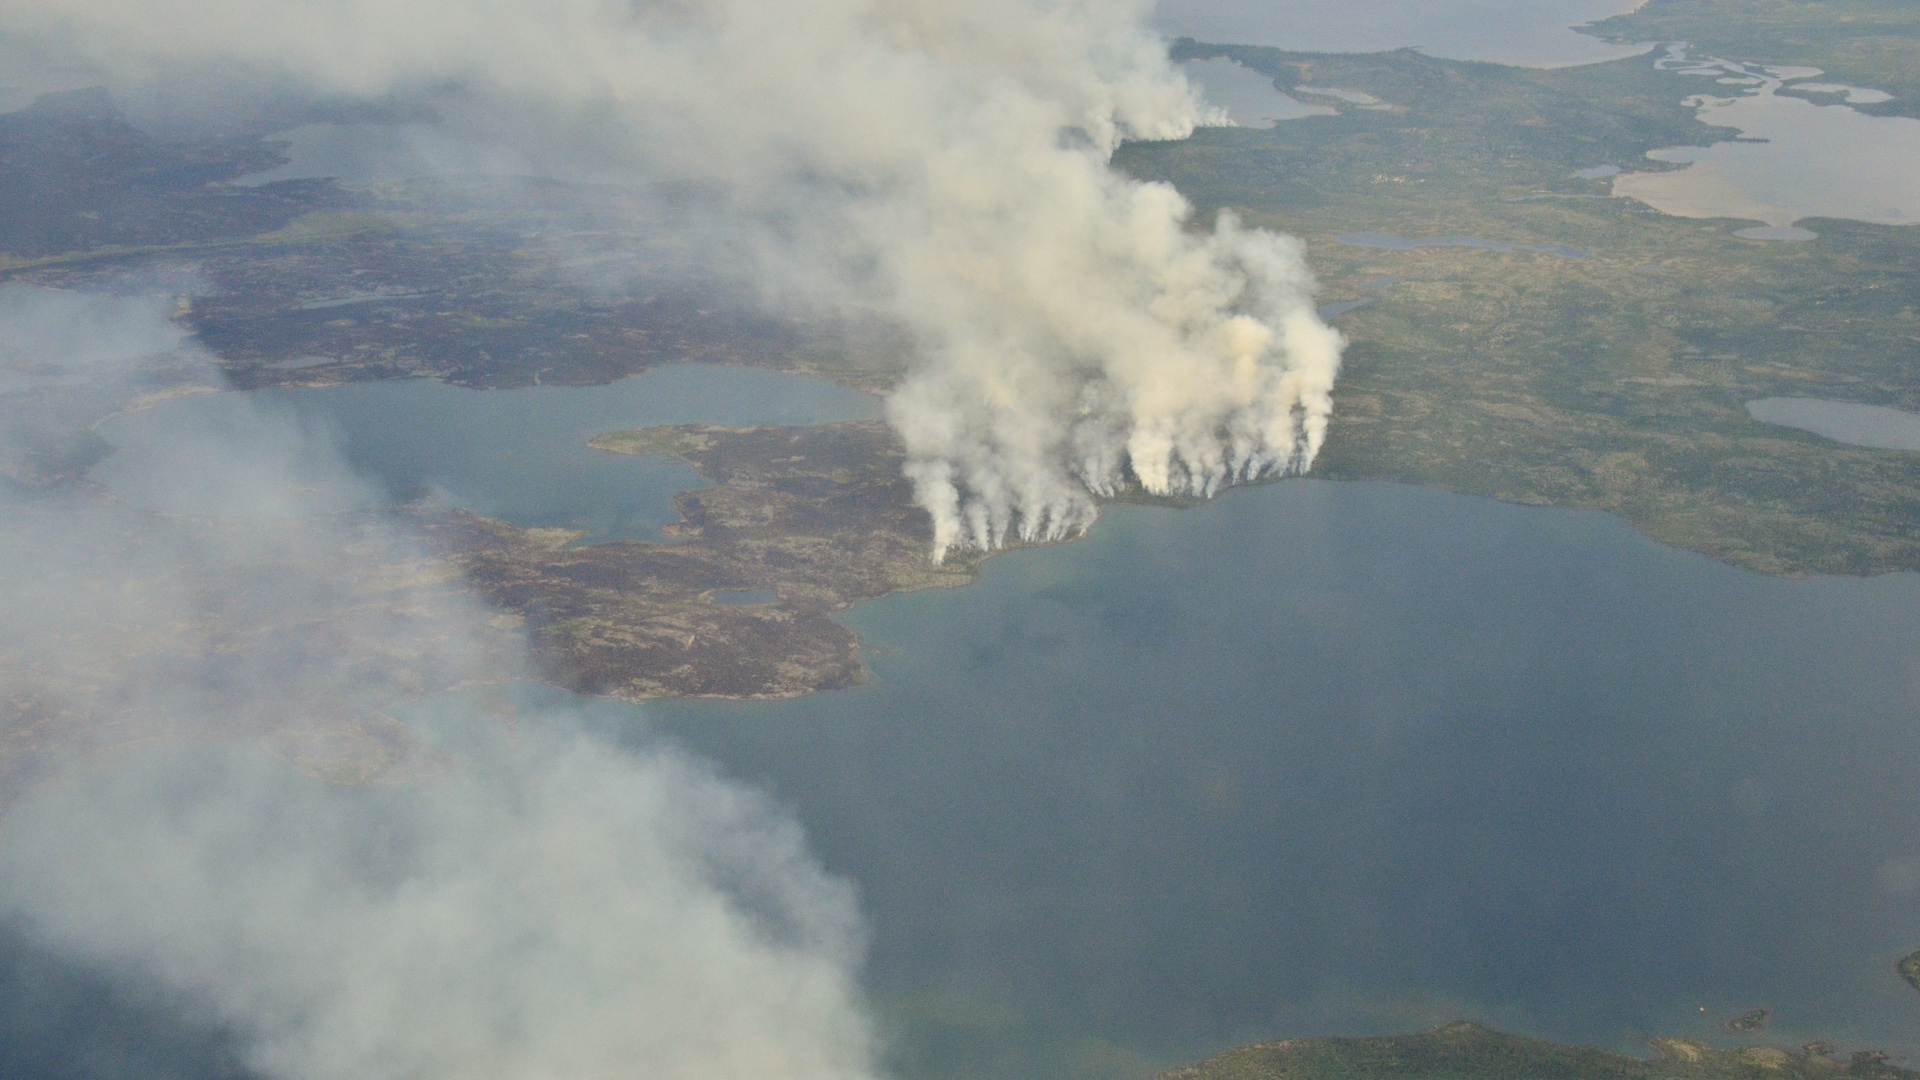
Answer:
103;366;1920;1080
1175;41;1920;248
1613;47;1920;238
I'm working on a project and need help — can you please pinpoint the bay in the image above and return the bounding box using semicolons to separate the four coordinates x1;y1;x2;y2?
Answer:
1748;397;1920;453
93;364;880;542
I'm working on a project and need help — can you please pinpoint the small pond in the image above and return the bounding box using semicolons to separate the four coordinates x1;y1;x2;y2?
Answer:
1747;397;1920;453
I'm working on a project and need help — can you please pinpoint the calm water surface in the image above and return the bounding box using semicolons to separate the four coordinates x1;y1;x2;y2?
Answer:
1748;397;1920;452
74;374;1920;1080
94;364;879;542
593;479;1920;1080
1151;0;1651;68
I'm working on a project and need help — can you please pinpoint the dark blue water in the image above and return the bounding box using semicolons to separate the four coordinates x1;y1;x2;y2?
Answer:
600;479;1920;1080
94;364;879;542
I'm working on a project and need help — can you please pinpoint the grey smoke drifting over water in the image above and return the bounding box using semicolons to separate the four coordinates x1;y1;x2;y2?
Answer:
0;286;879;1080
2;0;1343;561
1;735;876;1080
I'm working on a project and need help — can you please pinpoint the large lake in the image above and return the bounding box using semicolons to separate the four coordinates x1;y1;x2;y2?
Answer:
49;371;1920;1080
625;479;1920;1080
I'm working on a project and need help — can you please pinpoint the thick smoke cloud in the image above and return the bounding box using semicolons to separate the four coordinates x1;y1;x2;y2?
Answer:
1;0;1343;560
0;733;875;1080
0;286;879;1080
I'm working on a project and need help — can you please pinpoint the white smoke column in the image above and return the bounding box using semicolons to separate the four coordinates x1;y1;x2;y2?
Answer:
0;286;879;1080
0;730;876;1080
881;200;1343;559
0;0;1342;562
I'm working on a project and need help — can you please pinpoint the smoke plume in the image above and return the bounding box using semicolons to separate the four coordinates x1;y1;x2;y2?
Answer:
0;732;876;1080
0;285;879;1080
1;0;1343;560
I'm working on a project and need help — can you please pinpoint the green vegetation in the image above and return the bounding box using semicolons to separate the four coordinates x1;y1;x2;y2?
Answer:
1897;951;1920;994
1160;1022;1913;1080
1589;0;1920;118
1121;35;1920;575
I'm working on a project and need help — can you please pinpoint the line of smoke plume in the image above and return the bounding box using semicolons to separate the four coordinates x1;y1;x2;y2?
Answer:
1;0;1343;562
0;286;879;1080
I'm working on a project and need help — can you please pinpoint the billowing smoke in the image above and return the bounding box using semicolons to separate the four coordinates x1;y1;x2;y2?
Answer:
1;0;1343;561
0;286;879;1080
0;731;875;1080
885;214;1341;558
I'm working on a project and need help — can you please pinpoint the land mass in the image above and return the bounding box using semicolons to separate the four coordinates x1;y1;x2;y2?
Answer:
1129;32;1920;575
421;421;978;700
1160;1023;1913;1080
6;0;1920;778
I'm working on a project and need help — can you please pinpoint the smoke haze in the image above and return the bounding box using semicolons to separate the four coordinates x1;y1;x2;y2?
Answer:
0;285;878;1080
1;0;1342;560
0;0;1345;1067
0;733;876;1080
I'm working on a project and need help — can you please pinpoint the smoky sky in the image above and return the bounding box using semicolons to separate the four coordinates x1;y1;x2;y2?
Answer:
1;0;1342;560
0;284;881;1080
